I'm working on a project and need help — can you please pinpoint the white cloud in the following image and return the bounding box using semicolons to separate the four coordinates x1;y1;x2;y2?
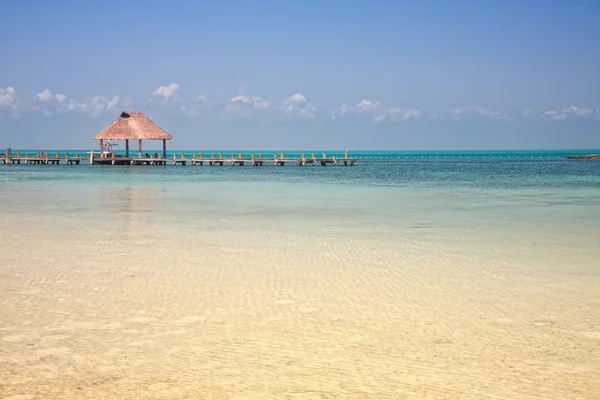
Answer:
33;88;69;116
330;103;351;120
106;95;120;111
566;106;593;117
282;93;315;118
544;106;595;120
330;99;380;120
544;110;565;120
389;107;421;121
373;107;421;123
448;106;509;120
15;85;600;124
35;88;66;103
152;82;180;101
356;99;380;112
35;89;53;102
281;93;316;118
217;94;272;119
0;87;18;114
67;100;86;112
422;106;510;121
67;95;120;118
230;95;270;109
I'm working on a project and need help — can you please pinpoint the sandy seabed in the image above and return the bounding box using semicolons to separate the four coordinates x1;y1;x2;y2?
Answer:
1;189;600;399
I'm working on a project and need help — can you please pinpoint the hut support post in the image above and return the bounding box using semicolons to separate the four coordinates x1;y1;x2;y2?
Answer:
99;139;104;158
162;140;166;159
125;139;129;157
138;139;142;158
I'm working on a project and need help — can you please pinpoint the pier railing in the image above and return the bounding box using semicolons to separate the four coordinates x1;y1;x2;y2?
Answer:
2;148;359;166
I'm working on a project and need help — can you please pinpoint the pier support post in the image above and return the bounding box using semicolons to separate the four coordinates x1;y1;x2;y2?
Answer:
138;139;143;158
5;148;10;164
162;139;167;159
125;139;129;157
99;139;104;158
89;149;94;165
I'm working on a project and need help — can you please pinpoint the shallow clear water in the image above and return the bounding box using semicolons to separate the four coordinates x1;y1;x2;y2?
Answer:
1;150;599;399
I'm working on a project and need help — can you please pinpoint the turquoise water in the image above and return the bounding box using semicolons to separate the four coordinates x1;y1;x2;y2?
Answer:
2;150;599;195
2;149;598;235
6;148;600;159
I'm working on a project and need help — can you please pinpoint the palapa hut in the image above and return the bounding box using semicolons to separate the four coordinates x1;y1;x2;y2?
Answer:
94;111;173;159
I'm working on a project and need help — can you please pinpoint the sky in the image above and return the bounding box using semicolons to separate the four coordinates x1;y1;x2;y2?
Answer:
1;0;599;150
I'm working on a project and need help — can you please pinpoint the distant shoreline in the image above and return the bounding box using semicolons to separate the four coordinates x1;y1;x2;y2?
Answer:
566;154;600;159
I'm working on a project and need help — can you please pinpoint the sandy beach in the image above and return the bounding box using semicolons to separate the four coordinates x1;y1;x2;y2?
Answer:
1;174;599;399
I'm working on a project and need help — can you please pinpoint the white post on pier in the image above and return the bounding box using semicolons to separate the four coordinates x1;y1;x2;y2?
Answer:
5;148;10;164
99;139;104;158
89;149;94;165
138;139;142;158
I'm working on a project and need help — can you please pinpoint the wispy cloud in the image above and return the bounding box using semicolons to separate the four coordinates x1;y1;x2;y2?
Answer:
543;106;594;120
35;88;67;103
4;85;600;124
34;88;69;117
229;95;271;110
330;99;380;120
330;103;351;120
373;107;421;123
68;95;120;118
152;83;180;102
448;106;510;120
0;87;19;116
389;107;421;121
282;93;315;118
356;99;380;112
33;88;118;119
331;100;421;123
215;94;273;119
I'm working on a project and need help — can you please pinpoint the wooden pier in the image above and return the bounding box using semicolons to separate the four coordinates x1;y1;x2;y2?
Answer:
91;151;358;166
2;149;358;167
2;112;358;168
1;150;82;165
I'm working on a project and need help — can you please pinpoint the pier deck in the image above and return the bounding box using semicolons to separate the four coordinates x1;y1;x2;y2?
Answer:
92;156;358;166
2;155;82;165
2;150;358;166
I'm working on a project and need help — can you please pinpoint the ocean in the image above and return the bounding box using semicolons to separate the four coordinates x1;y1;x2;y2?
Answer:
1;150;599;399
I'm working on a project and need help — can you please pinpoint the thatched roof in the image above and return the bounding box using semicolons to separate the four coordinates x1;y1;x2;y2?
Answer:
94;111;173;141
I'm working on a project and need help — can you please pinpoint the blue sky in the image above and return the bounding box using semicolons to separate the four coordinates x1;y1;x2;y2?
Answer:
1;0;599;149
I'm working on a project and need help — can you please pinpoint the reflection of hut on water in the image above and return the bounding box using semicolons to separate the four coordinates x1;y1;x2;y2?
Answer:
99;187;168;241
101;187;168;214
94;111;173;158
